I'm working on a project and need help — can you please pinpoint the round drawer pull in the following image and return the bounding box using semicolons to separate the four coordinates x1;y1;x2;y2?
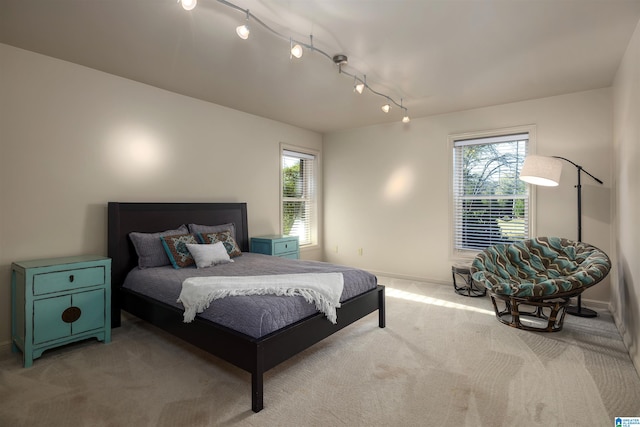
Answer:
62;306;82;323
69;274;75;282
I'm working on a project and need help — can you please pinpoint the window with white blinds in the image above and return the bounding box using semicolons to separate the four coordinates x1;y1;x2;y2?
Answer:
452;132;530;253
281;148;317;246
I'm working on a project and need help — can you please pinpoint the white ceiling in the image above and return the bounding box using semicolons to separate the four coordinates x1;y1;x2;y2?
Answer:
2;0;640;133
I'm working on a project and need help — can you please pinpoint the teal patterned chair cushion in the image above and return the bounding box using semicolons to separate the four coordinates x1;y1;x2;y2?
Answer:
471;237;611;298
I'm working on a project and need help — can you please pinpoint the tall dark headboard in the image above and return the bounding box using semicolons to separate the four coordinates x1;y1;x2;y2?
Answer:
107;202;249;326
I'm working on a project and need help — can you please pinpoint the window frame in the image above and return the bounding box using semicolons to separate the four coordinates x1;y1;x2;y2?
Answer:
448;125;537;261
280;143;320;249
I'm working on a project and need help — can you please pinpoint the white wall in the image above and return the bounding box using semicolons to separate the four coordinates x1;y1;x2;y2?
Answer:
324;88;613;306
0;44;323;345
612;19;640;374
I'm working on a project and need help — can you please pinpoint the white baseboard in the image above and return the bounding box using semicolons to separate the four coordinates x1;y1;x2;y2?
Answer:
368;269;450;286
608;303;640;379
576;297;609;313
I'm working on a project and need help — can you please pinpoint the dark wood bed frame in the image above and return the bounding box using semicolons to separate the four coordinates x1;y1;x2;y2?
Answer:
107;202;385;412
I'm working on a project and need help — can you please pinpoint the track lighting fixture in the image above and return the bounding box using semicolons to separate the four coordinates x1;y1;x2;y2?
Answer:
354;75;365;94
332;54;348;66
179;0;197;11
180;0;410;124
236;24;250;39
290;39;303;59
400;99;410;123
236;10;250;39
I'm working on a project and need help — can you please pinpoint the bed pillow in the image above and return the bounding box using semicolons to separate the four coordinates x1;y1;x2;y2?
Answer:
160;233;199;269
188;223;236;240
129;225;188;268
186;242;233;268
199;230;242;258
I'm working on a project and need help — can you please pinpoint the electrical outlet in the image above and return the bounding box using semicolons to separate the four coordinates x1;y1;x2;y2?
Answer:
358;248;363;256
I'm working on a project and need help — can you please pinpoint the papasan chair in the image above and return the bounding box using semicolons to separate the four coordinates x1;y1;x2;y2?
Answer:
470;237;611;332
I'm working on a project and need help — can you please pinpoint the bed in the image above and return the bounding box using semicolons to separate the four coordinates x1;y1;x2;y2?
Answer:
107;202;385;412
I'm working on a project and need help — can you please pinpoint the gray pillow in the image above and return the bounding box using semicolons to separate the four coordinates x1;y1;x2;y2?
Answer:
129;225;188;268
188;222;236;240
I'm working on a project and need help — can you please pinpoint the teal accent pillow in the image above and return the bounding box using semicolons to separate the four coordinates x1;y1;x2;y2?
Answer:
199;231;242;258
160;233;199;269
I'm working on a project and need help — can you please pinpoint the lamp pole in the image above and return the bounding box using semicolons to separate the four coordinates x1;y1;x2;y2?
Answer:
552;156;603;317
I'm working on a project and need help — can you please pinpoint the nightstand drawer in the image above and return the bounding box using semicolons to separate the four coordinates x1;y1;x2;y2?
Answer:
273;240;298;256
33;266;105;295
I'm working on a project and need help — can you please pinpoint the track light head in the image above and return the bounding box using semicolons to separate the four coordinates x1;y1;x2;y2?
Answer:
291;43;303;59
354;75;366;94
179;0;197;11
236;10;250;39
236;24;250;39
332;54;348;66
402;115;410;123
381;104;391;113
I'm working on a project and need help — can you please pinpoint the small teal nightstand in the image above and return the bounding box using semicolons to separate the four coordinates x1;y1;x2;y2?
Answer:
11;255;111;368
250;235;300;259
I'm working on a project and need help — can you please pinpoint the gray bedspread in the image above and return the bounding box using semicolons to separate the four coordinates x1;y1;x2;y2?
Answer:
122;253;377;338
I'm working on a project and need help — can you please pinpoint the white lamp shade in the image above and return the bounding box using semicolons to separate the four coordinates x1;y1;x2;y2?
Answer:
519;155;563;186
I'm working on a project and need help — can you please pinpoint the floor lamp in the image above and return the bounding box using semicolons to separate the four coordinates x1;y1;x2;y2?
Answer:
519;155;604;317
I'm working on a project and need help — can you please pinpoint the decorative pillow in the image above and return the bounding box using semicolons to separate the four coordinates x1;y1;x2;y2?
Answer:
186;242;233;268
129;225;188;268
199;231;242;258
188;223;236;240
160;233;199;269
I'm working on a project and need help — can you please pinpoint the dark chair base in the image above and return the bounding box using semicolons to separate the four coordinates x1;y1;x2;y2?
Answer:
489;291;581;332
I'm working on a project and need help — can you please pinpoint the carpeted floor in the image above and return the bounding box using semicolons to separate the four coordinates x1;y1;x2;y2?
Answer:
1;276;639;426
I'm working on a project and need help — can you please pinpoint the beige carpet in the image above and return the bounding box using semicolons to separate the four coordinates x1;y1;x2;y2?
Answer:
1;277;639;426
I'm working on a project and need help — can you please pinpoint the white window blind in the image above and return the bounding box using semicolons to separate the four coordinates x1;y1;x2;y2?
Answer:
452;133;530;253
282;149;316;246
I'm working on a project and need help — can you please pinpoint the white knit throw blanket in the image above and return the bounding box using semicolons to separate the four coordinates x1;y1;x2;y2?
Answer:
177;273;344;324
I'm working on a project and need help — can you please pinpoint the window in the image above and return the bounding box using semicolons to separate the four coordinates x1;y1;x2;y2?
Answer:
281;146;318;246
451;129;533;255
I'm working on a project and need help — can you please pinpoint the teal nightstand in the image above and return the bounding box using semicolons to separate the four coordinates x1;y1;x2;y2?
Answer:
250;235;300;259
11;255;111;367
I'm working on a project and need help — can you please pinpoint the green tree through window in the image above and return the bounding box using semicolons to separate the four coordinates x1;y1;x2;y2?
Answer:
282;149;316;246
453;133;530;252
282;161;301;235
